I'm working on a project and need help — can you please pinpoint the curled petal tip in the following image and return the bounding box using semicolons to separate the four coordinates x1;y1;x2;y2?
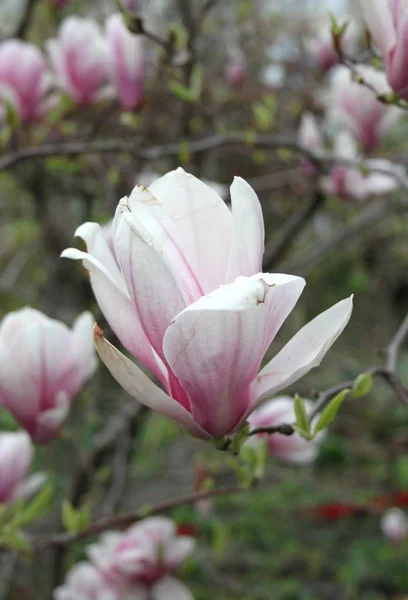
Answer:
93;323;104;338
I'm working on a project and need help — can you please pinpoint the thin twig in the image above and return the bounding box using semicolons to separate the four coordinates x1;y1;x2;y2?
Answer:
385;311;408;373
33;485;248;552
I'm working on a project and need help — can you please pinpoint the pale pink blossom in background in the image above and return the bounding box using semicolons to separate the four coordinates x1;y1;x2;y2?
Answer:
0;39;50;123
0;431;45;504
248;396;324;463
360;0;408;100
56;517;195;599
322;130;398;200
63;168;352;441
88;517;195;597
46;17;107;106
226;55;247;88
0;308;97;444
381;508;408;545
54;562;120;600
305;16;359;72
106;13;144;111
328;65;401;151
297;112;325;177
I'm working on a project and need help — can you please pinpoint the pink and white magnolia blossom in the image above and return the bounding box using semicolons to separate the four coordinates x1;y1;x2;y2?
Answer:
248;396;324;464
0;40;50;123
0;431;45;504
62;168;353;441
46;18;107;106
87;517;195;599
381;507;408;545
106;13;144;111
304;17;359;72
328;65;400;151
322;130;398;200
0;308;97;444
360;0;408;100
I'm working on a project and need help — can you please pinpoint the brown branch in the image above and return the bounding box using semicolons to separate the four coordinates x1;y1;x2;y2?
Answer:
280;197;408;276
32;485;247;552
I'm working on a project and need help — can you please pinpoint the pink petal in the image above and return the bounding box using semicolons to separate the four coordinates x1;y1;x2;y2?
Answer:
62;223;163;382
360;0;396;57
147;168;233;295
226;177;264;283
93;328;210;440
113;199;187;361
163;274;305;438
251;296;353;410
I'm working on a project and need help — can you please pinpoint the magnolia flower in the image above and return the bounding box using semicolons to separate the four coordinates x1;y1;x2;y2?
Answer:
0;431;45;503
106;13;144;111
0;40;50;123
87;517;195;599
0;308;97;444
304;17;359;72
327;65;400;151
381;508;408;545
322;130;398;200
62;168;352;441
360;0;408;100
226;56;247;88
248;396;323;463
46;17;107;106
54;563;120;600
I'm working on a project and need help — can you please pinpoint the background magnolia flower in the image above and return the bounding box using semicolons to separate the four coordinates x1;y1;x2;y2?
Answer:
226;55;247;88
327;65;401;151
88;517;195;598
323;130;398;201
248;396;324;463
106;13;144;111
46;17;107;106
381;508;408;545
0;308;97;444
0;39;50;123
360;0;408;100
63;168;352;441
54;562;121;600
0;431;45;503
304;17;359;72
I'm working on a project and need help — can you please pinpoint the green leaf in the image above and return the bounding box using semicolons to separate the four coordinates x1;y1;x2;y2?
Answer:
352;373;373;398
168;81;194;103
190;64;203;101
313;389;350;436
62;501;90;534
178;140;191;164
10;484;53;530
0;531;30;552
294;394;309;434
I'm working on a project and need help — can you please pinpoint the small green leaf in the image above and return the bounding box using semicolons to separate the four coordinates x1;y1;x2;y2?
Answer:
178;140;191;164
294;394;309;434
313;389;350;435
352;373;373;398
190;64;202;101
168;81;194;103
10;484;53;529
0;531;30;552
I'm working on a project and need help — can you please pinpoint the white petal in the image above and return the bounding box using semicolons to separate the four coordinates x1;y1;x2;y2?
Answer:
226;177;265;283
163;274;305;437
251;296;353;409
93;328;210;439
